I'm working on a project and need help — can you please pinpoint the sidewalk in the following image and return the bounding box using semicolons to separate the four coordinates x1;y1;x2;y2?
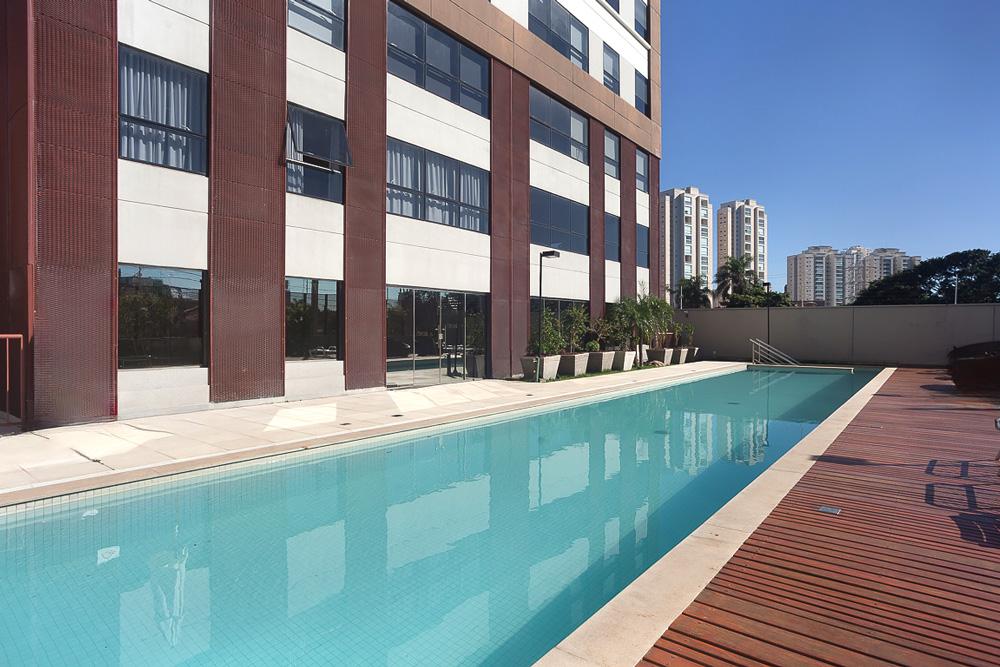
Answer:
0;361;743;506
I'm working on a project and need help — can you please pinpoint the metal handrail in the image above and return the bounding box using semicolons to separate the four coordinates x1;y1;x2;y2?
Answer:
1;334;25;426
750;338;800;366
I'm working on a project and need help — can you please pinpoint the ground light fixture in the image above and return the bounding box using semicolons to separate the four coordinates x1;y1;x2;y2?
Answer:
536;250;561;382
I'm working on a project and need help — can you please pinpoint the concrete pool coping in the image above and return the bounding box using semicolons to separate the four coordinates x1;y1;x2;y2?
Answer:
536;366;897;667
0;361;746;509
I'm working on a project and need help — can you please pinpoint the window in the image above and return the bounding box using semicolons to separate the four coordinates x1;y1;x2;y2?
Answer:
288;0;345;50
528;0;588;71
286;104;352;203
119;46;208;174
635;0;649;40
635;71;650;116
604;130;620;179
605;213;620;261
603;44;620;94
286;278;341;360
530;86;588;163
530;187;589;255
636;224;650;268
387;138;490;233
118;264;205;369
387;2;490;117
607;0;620;10
636;149;649;192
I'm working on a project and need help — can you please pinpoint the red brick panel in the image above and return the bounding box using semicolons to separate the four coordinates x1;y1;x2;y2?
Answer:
649;155;661;298
588;120;606;319
30;0;117;425
620;137;637;298
343;0;387;390
510;72;531;363
489;60;513;377
209;0;286;403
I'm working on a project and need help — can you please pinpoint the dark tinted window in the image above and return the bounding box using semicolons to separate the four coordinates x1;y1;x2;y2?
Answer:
288;0;345;50
387;2;490;117
603;44;620;94
605;213;621;261
119;46;208;174
118;264;205;369
635;71;650;116
286;278;341;360
637;224;650;268
528;0;588;71
636;149;649;192
530;86;588;163
604;130;620;179
530;187;589;255
635;0;649;40
286;104;352;203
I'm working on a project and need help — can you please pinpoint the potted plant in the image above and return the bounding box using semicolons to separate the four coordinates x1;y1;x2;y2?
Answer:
522;308;564;380
685;322;699;361
558;305;589;377
674;322;695;364
586;317;616;373
608;300;638;371
644;295;674;364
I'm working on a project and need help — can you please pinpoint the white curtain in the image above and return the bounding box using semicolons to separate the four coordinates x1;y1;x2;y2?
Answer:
459;167;488;232
387;140;422;217
286;108;306;192
119;47;207;172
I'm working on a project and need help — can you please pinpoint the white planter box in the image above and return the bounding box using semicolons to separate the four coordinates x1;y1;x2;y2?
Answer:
587;351;615;373
521;355;561;381
558;353;589;377
612;350;637;371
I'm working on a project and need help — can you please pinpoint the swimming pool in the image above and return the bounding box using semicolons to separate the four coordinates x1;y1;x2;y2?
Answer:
0;367;877;666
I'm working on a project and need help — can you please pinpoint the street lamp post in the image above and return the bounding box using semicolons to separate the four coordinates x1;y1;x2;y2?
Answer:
763;281;772;345
536;250;560;382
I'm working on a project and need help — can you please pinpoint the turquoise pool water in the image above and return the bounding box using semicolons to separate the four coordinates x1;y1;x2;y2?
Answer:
0;367;877;666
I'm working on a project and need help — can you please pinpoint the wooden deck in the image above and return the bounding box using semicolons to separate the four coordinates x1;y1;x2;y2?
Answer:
640;368;1000;667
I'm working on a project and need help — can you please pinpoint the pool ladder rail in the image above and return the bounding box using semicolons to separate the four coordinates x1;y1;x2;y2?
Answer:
750;338;801;366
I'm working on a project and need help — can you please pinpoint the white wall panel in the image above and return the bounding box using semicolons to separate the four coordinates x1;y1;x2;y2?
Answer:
529;142;590;205
604;175;621;216
119;159;208;212
118;367;210;418
637;193;650;228
386;216;491;293
287;28;347;120
572;1;649;77
491;0;529;24
637;267;650;295
285;360;346;401
118;0;210;72
529;243;589;300
387;76;491;170
605;260;621;303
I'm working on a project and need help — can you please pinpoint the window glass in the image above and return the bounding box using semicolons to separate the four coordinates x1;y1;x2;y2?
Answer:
286;104;351;203
635;0;649;40
636;149;649;192
530;187;589;255
529;86;589;164
119;46;208;174
387;2;489;117
605;213;621;262
635;71;650;116
528;0;588;71
387;138;489;233
604;130;620;179
288;0;345;50
286;278;341;360
637;224;650;268
603;44;620;94
118;264;205;369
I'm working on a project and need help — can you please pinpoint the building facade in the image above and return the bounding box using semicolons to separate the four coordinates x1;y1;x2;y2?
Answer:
661;187;712;303
787;246;921;306
0;0;662;426
717;199;767;282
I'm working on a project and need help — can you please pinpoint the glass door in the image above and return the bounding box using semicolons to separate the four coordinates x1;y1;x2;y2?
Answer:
412;289;441;387
386;287;414;388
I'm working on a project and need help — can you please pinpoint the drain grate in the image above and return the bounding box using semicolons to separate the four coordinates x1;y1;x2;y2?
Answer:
818;505;842;516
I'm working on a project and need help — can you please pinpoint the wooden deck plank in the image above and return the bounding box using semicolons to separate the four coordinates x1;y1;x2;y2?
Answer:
640;369;1000;667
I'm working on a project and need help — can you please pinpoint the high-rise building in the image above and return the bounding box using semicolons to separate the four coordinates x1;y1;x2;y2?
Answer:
0;0;662;427
787;246;921;305
718;199;768;283
661;187;713;302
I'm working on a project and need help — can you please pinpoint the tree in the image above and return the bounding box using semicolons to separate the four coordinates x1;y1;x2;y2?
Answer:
853;250;1000;306
678;277;711;309
714;255;756;304
726;283;793;309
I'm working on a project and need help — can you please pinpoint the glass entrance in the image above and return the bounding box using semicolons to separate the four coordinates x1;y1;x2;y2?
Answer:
385;286;488;388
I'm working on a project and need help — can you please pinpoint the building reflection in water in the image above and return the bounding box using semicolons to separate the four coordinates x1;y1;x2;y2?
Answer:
0;369;874;666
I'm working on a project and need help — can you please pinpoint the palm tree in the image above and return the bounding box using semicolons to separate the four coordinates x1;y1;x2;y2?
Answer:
677;277;711;309
714;255;756;304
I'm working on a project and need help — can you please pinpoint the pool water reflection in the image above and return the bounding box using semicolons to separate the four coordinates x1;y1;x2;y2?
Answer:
0;368;877;666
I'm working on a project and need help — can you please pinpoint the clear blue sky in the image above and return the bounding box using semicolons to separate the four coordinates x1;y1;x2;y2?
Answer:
661;0;1000;289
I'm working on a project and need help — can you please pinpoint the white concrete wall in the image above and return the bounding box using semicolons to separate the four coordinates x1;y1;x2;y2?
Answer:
285;193;344;281
605;260;621;303
286;27;347;120
386;216;491;293
604;175;621;216
491;0;528;24
529;141;590;205
118;367;210;418
285;360;346;401
117;160;209;270
637;267;650;295
530;243;590;300
118;0;210;72
636;190;650;227
387;75;491;170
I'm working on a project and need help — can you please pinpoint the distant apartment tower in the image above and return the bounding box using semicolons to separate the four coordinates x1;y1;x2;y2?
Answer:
662;187;713;299
787;246;921;305
718;200;767;283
